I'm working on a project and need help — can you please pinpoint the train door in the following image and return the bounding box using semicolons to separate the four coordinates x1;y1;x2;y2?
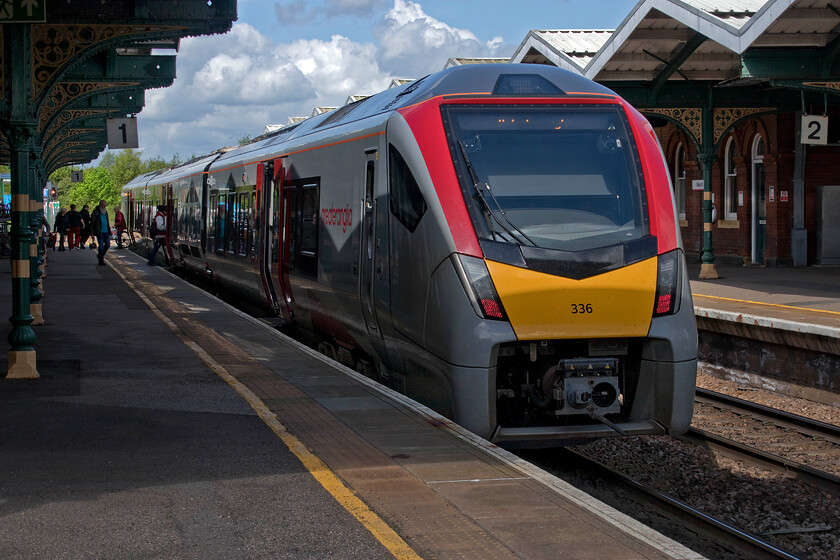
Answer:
360;149;385;344
263;159;293;322
165;184;176;264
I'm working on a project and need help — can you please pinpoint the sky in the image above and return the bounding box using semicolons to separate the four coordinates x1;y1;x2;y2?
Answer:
132;0;639;162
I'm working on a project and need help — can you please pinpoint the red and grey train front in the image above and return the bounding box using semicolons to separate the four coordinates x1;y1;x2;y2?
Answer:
402;72;697;444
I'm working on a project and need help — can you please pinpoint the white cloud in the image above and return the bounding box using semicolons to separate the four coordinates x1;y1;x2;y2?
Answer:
324;0;389;15
134;2;510;161
375;0;508;76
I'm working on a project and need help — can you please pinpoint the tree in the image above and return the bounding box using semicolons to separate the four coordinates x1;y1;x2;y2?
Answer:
66;167;117;208
109;150;145;189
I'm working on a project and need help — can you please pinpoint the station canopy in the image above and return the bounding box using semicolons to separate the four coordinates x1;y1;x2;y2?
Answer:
0;0;237;175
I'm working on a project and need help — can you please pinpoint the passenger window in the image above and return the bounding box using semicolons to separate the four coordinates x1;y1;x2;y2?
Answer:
299;184;319;277
282;180;319;278
388;145;426;232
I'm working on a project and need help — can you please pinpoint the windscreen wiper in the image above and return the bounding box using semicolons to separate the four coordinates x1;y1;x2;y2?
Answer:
457;140;536;247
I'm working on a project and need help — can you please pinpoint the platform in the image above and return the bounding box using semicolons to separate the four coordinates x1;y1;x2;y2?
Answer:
0;249;701;560
688;261;840;402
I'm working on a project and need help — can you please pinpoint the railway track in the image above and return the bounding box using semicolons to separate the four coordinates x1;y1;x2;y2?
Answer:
543;447;804;560
691;388;840;490
694;388;840;444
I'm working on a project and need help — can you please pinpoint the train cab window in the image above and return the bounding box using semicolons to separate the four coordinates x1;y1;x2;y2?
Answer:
388;145;427;232
443;104;648;254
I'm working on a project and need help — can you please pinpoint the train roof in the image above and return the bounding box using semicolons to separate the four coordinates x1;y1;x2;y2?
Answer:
122;167;169;191
145;153;220;186
208;64;619;171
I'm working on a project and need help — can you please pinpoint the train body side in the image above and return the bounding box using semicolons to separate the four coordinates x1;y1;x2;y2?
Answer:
122;64;697;445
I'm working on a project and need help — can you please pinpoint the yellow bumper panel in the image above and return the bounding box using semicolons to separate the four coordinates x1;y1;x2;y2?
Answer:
486;258;657;340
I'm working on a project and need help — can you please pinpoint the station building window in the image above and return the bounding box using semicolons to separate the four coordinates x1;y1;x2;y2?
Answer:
724;136;738;221
672;142;686;221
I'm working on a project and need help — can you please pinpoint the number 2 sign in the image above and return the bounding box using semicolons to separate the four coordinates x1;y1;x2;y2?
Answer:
801;115;828;145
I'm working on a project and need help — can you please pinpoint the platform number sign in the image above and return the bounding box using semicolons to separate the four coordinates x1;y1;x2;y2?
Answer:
0;0;47;22
107;117;139;149
801;115;828;145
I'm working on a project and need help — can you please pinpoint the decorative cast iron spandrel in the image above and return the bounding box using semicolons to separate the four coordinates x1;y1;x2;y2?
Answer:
713;108;775;145
32;25;172;100
643;107;703;146
38;82;137;133
44;109;108;139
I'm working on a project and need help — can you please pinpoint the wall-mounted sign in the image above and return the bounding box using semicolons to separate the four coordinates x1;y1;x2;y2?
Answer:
738;191;744;206
0;0;47;22
107;117;139;149
780;190;789;202
801;114;829;145
769;186;775;202
692;179;704;191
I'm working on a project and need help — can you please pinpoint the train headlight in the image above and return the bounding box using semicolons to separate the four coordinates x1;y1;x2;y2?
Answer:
653;249;682;317
452;254;508;321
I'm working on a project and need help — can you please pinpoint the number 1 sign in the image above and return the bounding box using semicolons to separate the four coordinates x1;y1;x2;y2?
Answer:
107;117;139;149
801;115;828;145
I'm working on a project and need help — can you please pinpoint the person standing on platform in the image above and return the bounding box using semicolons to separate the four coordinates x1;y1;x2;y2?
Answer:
147;205;167;266
114;205;127;248
53;208;69;251
90;199;111;266
80;204;93;250
66;204;83;250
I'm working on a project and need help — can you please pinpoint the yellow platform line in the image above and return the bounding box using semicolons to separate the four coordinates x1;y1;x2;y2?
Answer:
694;293;840;317
112;261;422;560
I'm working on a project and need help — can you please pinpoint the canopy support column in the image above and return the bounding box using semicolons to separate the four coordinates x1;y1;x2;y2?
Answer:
5;23;39;379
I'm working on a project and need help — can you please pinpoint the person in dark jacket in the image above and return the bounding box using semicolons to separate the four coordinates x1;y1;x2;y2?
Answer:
66;204;83;250
53;208;69;251
79;204;93;249
90;199;111;266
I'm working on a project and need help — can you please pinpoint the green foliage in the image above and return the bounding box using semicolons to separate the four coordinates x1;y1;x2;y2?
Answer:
48;149;187;209
66;167;116;208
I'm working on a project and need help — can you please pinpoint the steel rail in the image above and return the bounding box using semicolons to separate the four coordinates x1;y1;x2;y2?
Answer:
561;448;803;560
695;388;840;444
679;427;840;497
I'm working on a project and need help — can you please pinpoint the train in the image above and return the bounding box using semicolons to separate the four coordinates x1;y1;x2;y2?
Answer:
122;63;698;446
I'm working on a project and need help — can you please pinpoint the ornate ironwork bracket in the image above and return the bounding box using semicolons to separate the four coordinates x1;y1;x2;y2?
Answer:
643;107;703;146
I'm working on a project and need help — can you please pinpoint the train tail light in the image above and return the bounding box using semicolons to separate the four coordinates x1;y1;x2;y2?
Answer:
653;249;682;317
452;254;508;321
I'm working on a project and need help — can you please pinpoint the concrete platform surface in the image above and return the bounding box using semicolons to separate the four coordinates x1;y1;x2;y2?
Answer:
688;262;840;333
0;249;702;560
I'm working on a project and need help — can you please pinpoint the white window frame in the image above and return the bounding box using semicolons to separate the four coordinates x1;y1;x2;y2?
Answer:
673;142;686;220
724;137;738;220
750;134;765;263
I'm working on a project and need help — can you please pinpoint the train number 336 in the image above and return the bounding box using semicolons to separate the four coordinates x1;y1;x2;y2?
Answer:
571;303;594;314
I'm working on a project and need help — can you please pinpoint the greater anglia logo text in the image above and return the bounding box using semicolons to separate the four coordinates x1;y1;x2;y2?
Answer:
321;204;353;233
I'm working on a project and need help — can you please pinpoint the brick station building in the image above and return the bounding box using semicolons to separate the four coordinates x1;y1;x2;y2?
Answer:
509;0;840;273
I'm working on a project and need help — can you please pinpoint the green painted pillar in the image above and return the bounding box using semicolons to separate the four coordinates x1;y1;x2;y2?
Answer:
6;23;38;378
698;152;718;279
698;95;719;280
29;148;44;326
7;125;38;378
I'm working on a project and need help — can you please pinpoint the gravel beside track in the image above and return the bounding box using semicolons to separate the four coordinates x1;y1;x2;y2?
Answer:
525;367;840;560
